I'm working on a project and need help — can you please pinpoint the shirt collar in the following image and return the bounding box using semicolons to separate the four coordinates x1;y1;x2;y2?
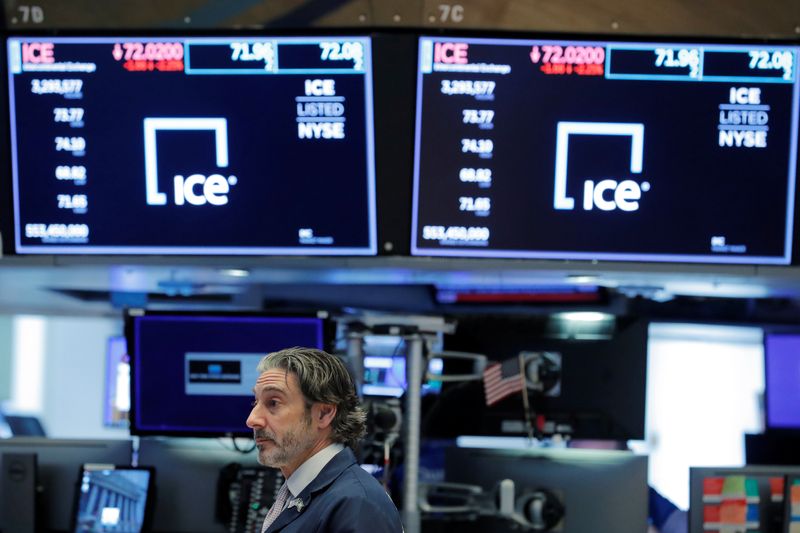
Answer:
286;442;344;497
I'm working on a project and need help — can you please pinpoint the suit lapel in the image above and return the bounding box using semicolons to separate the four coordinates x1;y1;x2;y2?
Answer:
266;501;304;532
266;448;357;532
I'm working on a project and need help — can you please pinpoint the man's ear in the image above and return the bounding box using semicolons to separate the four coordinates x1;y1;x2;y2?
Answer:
312;403;337;429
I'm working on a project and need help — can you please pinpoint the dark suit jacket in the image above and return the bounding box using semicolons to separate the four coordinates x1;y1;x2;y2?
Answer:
267;447;404;532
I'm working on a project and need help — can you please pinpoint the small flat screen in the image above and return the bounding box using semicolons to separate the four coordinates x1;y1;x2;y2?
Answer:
701;475;783;531
412;36;799;264
357;334;443;398
73;466;153;533
362;355;443;397
689;466;800;533
128;312;326;436
8;36;376;255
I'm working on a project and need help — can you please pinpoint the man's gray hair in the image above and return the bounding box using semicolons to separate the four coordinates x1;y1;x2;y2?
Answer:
257;347;366;449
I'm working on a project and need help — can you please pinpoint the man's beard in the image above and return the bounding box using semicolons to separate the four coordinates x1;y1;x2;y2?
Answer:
254;417;315;468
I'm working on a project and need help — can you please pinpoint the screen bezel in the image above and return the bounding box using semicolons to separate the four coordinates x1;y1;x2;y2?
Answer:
409;33;800;265
124;308;335;438
3;32;379;257
70;464;156;533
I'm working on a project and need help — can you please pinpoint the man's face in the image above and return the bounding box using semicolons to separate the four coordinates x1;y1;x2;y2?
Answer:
246;369;317;469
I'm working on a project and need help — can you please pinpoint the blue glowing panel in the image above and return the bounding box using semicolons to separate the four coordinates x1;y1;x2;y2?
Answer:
412;37;800;264
765;333;800;429
8;36;376;255
131;314;324;436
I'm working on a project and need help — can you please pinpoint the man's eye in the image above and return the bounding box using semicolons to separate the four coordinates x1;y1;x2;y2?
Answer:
251;399;258;407
268;400;279;408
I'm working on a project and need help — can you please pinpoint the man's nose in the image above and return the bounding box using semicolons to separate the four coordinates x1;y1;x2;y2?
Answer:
246;407;263;429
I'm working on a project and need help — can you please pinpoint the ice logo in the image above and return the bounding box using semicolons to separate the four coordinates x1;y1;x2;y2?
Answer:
553;122;649;212
143;118;238;206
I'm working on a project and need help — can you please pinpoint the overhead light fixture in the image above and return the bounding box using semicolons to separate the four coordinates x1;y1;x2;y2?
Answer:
548;311;615;339
566;275;598;284
555;311;611;322
219;268;250;278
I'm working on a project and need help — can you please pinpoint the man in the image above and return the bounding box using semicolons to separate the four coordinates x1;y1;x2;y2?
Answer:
246;346;404;533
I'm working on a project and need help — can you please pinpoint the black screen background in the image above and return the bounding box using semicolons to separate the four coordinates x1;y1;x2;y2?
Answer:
413;38;798;262
10;37;374;252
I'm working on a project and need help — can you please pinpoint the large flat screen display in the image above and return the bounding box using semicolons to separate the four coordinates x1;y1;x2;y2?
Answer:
126;311;328;436
412;37;800;264
7;36;376;254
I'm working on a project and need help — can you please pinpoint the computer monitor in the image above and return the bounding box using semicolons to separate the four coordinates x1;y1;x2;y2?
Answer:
764;333;800;430
689;466;800;533
746;433;800;466
126;310;331;437
0;438;132;532
72;465;155;533
361;355;444;398
359;333;444;397
362;355;443;397
433;316;647;440
7;35;377;255
137;437;259;533
411;36;799;264
104;336;130;428
4;415;46;436
445;446;648;532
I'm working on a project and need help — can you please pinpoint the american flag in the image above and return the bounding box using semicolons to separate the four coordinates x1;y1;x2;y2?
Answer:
483;356;525;406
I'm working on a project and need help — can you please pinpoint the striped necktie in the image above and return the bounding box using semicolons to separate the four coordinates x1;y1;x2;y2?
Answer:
261;482;291;533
